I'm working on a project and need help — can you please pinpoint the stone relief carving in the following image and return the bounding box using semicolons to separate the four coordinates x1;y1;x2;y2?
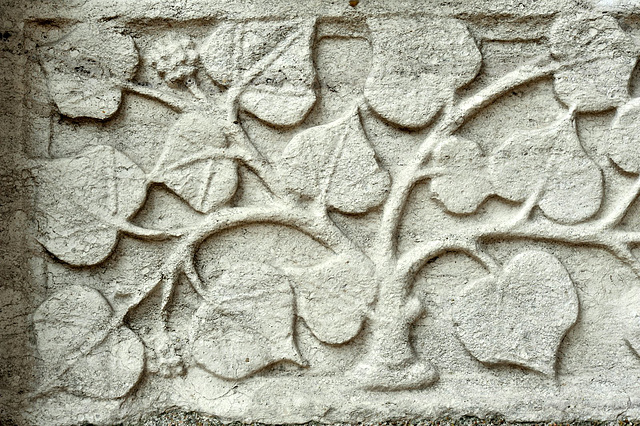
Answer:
6;1;640;423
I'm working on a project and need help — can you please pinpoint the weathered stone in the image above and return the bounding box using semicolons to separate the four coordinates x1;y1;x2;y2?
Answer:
5;0;640;424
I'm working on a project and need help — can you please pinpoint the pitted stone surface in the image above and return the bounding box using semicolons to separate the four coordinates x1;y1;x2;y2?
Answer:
5;0;640;424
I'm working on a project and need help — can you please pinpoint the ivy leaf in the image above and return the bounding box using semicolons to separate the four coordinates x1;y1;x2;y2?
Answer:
607;97;640;173
364;17;481;129
453;251;579;376
154;113;238;213
200;19;316;127
430;137;493;214
550;13;639;112
33;286;145;399
39;23;139;120
286;254;377;345
33;145;148;266
279;107;391;214
191;262;305;380
488;115;603;224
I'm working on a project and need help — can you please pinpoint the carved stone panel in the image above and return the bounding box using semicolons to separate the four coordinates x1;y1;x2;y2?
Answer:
4;0;640;424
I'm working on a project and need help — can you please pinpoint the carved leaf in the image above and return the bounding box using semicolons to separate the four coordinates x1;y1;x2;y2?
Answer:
488;115;603;224
453;251;579;376
279;107;391;214
550;13;639;112
33;286;145;399
154;113;238;213
33;145;148;266
287;254;377;345
364;17;481;128
607;97;640;173
191;262;305;380
430;137;493;214
200;19;316;126
39;23;138;120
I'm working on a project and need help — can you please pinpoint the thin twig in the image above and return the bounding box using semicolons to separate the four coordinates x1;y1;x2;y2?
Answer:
224;128;286;199
397;237;500;279
118;221;183;240
398;213;640;280
225;26;303;122
122;82;194;112
510;180;546;226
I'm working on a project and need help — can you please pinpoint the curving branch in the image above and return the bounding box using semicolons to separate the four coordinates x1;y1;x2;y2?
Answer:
396;237;501;280
439;54;559;135
118;221;183;240
399;217;640;281
131;202;367;328
392;53;640;283
183;204;359;256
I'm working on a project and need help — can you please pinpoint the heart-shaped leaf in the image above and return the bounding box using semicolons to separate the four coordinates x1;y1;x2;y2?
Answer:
200;19;316;127
33;286;145;399
550;13;639;112
453;250;579;376
430;137;493;214
154;113;238;213
286;253;377;345
364;17;481;129
39;23;139;120
279;107;390;214
607;97;640;173
489;115;603;224
191;262;305;380
33;145;148;266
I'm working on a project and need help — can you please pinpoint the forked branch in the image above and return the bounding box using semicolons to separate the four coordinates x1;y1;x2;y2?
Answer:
377;55;561;264
399;217;640;281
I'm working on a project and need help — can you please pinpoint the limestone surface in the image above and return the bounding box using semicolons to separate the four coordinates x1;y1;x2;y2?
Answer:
5;0;640;424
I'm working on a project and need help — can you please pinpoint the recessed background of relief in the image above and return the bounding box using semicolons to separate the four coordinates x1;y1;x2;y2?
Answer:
6;0;640;424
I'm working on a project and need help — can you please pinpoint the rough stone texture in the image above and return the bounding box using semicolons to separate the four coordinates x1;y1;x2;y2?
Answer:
6;0;640;424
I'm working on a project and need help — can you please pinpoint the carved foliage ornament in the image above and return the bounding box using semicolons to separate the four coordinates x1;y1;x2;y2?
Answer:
24;10;640;403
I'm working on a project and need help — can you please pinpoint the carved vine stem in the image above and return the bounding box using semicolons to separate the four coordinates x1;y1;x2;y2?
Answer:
350;55;586;389
32;202;361;398
377;54;560;264
399;221;640;280
122;82;191;113
120;53;627;390
392;54;640;282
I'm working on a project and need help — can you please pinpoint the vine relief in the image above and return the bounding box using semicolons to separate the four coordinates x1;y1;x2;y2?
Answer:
12;4;640;420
